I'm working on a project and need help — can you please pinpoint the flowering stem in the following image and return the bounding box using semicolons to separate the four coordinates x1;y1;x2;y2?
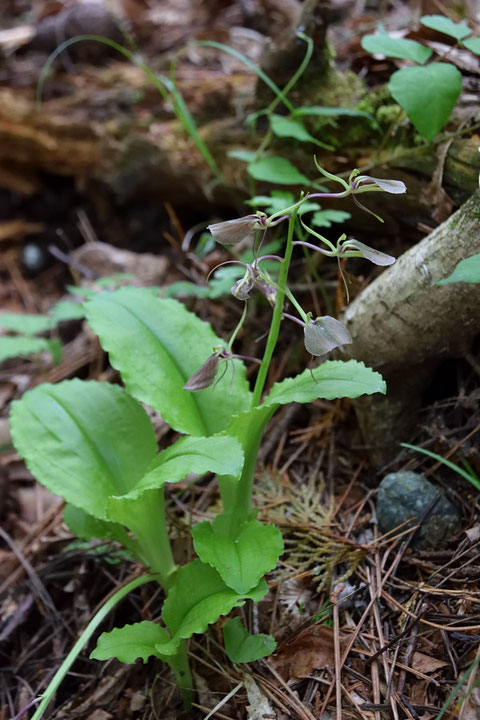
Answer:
251;210;298;408
293;240;336;256
282;312;305;328
227;302;248;352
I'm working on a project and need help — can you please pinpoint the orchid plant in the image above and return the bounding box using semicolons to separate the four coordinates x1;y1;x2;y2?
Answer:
10;164;404;711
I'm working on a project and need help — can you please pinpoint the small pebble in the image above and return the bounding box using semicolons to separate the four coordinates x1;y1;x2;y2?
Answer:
376;470;461;549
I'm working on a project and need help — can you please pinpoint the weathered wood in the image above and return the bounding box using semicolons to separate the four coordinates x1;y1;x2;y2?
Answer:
342;191;480;464
1;70;480;222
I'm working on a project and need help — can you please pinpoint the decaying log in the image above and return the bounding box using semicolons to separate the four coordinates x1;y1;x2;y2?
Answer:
342;191;480;465
256;0;330;104
2;71;480;229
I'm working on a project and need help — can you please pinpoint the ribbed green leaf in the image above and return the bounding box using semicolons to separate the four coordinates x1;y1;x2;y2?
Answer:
263;360;386;406
91;621;169;663
192;516;283;593
85;289;251;436
157;559;268;655
10;379;157;519
0;336;61;363
0;312;52;334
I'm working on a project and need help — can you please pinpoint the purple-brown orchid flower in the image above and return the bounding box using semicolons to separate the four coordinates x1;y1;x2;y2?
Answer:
184;347;260;392
283;313;352;356
208;213;267;246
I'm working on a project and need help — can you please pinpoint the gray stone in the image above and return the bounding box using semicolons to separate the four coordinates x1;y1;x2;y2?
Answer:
376;471;462;549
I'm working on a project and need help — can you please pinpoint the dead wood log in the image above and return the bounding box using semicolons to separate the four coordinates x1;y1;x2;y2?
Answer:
341;191;480;465
256;0;330;105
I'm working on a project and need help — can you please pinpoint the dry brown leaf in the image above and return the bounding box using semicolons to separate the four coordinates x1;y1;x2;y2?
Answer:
271;624;347;681
411;651;448;674
85;711;112;720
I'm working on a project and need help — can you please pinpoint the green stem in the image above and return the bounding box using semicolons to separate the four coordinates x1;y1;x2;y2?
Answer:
129;489;178;591
251;210;298;408
169;641;194;709
227;303;248;352
30;574;158;720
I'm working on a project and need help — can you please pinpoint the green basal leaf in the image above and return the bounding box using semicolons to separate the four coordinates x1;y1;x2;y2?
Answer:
247;157;310;185
270;115;332;149
0;336;61;363
361;33;432;64
157;559;268;656
421;14;471;41
462;37;480;55
228;150;257;163
111;436;244;502
311;209;351;228
85;288;251;436
163;281;211;299
0;312;53;334
389;64;462;141
192;515;283;594
436;253;480;284
223;617;276;663
10;379;157;520
49;300;85;322
63;504;139;555
263;360;386;406
246;192;320;216
91;621;170;663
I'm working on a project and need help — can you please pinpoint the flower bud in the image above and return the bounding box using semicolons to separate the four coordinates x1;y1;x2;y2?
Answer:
183;352;221;391
256;278;277;306
340;239;395;266
304;316;352;356
355;176;406;194
231;271;255;301
208;215;263;246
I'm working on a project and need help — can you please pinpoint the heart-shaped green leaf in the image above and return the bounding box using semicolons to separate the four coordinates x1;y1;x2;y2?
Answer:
10;379;157;520
247;157;310;185
91;621;170;663
462;37;480;55
436;253;480;284
158;559;268;656
421;14;471;41
389;64;462;140
192;516;283;593
362;33;432;64
85;289;251;436
223;617;276;663
263;359;386;406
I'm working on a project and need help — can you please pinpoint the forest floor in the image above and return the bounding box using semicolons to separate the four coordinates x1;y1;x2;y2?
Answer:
1;1;480;719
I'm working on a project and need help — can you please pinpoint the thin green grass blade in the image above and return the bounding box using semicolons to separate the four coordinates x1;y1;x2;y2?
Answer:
181;40;296;114
37;35;222;181
401;442;480;491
